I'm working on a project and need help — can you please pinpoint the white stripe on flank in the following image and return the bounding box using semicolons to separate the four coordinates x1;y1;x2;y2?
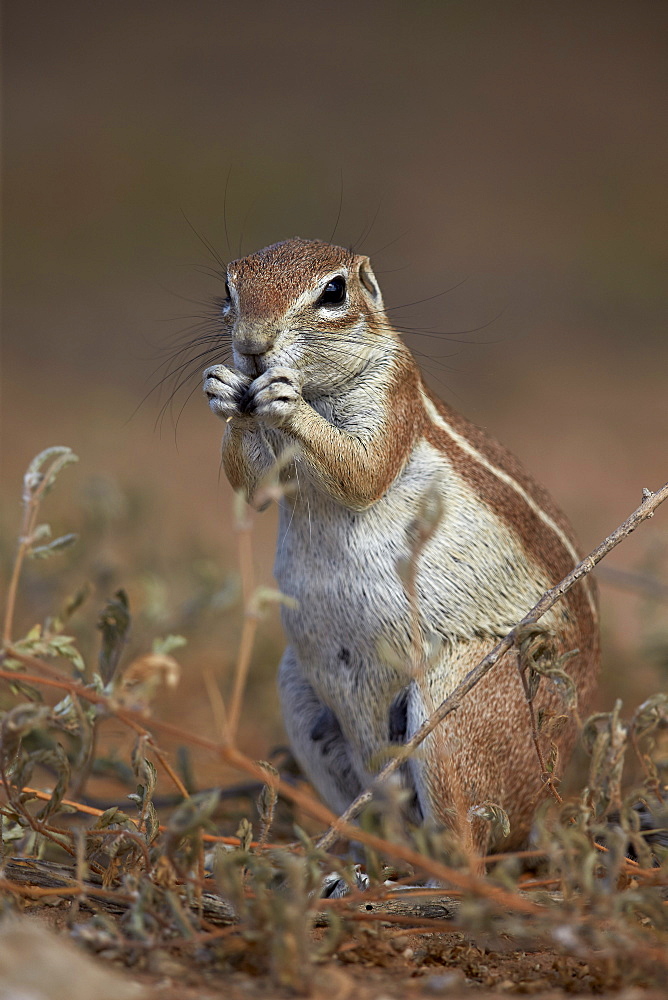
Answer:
422;392;597;619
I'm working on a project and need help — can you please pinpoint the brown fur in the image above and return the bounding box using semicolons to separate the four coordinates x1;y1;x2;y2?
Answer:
228;239;355;321
415;385;598;845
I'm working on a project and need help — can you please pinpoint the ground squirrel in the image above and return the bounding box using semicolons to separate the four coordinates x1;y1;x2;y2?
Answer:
203;238;599;852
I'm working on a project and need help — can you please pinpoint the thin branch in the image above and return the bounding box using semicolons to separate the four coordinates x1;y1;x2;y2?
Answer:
317;481;668;851
3;480;46;645
3;449;77;645
518;664;564;806
149;744;190;800
227;499;257;742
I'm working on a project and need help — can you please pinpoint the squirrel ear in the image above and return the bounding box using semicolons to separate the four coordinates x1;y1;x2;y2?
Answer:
357;256;383;304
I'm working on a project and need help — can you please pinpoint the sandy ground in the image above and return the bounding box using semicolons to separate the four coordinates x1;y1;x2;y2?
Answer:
6;903;665;1000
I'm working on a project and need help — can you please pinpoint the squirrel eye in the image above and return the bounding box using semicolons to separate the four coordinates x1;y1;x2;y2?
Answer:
317;276;346;307
224;280;231;300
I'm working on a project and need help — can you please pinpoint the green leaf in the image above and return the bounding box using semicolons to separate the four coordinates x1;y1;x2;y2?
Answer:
43;634;86;673
40;450;79;496
49;583;91;634
31;524;52;544
166;789;221;839
52;689;96;732
143;801;160;844
632;693;668;741
35;743;71;821
97;589;131;684
131;737;158;801
1;703;53;760
24;447;78;500
26;446;76;479
236;816;253;852
468;801;511;840
249;587;299;615
95;806;133;829
152;634;187;656
29;533;78;560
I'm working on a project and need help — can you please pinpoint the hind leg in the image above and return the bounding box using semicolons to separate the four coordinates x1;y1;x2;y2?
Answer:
413;639;572;853
278;646;362;815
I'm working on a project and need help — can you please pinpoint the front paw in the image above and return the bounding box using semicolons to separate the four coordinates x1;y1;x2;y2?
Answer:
203;365;251;421
240;367;303;428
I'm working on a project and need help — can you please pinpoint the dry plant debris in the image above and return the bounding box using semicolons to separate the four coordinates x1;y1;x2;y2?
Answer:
0;447;667;997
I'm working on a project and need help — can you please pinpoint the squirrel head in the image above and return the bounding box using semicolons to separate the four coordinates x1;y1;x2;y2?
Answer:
221;238;392;391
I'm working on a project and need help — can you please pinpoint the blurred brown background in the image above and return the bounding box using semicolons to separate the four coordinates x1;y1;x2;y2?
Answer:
2;1;667;786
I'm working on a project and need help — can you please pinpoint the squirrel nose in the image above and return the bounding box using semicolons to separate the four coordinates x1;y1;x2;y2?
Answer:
235;336;267;358
233;323;275;359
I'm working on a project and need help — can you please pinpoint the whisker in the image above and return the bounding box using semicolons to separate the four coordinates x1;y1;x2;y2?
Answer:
169;375;216;443
370;277;471;315
192;264;227;281
222;165;233;255
238;194;260;259
280;463;299;551
351;196;385;252
328;170;344;246
153;283;223;311
365;230;411;258
181;210;228;272
148;341;230;397
154;347;233;435
138;338;229;416
149;322;225;359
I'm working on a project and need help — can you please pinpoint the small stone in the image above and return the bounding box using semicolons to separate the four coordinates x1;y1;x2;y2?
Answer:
0;918;145;999
423;970;466;994
146;949;187;977
392;935;410;948
97;949;122;962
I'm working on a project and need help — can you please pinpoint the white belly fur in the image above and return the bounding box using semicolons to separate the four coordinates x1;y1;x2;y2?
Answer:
274;438;554;777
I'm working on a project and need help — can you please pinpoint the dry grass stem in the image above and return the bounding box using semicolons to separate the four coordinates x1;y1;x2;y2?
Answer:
202;666;232;743
1;448;667;991
3;449;78;645
227;499;257;743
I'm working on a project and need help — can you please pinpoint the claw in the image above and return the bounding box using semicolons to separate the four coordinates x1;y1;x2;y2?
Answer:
238;387;255;415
